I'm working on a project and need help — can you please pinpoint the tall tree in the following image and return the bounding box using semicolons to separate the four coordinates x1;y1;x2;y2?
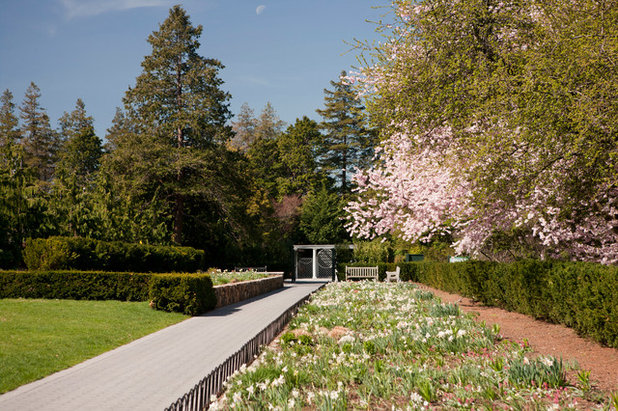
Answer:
228;102;256;152
276;116;323;196
53;100;104;236
19;82;59;184
346;0;618;264
0;89;20;150
119;5;233;244
316;71;374;193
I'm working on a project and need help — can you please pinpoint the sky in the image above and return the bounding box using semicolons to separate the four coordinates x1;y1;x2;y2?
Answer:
0;0;390;139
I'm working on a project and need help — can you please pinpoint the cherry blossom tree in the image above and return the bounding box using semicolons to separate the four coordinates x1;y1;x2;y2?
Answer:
346;0;617;264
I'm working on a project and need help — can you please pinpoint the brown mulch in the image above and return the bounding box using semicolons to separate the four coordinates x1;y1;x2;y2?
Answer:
413;283;618;392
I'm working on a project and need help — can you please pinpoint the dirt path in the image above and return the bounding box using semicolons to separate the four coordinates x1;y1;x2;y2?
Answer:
414;283;618;392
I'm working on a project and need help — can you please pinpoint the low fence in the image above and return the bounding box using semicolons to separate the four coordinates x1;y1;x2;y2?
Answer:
164;284;325;411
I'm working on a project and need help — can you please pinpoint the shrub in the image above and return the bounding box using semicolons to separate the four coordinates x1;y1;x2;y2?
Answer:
0;270;216;315
148;274;216;315
413;260;618;348
0;270;151;301
23;237;205;272
340;260;618;348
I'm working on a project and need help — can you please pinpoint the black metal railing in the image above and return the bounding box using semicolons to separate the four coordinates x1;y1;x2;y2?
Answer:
164;285;324;411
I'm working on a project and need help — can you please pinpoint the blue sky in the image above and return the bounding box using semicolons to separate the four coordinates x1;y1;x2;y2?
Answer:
0;0;389;138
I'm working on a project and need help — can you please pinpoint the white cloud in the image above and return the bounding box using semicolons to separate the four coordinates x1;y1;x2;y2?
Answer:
61;0;170;19
256;5;266;15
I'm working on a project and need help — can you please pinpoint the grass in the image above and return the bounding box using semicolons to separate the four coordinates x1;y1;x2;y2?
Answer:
0;298;188;394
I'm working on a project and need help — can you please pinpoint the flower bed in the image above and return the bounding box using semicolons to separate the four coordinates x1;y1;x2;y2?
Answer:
209;270;272;286
211;282;613;410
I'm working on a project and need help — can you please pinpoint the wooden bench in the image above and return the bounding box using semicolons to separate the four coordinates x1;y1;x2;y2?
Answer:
345;266;378;281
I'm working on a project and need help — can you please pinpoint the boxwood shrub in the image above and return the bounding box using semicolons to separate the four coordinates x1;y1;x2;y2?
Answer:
23;237;205;272
149;274;216;316
0;270;151;301
0;270;216;316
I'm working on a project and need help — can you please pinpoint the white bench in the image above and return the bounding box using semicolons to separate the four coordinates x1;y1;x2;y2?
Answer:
385;266;401;282
345;266;378;281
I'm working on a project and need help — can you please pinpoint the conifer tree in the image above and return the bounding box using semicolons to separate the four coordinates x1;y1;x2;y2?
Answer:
115;5;234;244
0;89;20;150
276;116;323;196
228;103;257;152
52;99;103;237
19;82;60;183
316;71;374;193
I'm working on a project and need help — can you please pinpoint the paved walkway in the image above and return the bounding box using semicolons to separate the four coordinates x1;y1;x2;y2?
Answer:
0;280;326;411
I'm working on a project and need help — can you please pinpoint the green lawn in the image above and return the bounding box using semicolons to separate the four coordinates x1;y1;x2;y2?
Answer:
0;299;188;394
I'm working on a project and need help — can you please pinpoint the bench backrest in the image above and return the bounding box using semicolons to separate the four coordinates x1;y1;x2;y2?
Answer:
345;266;378;275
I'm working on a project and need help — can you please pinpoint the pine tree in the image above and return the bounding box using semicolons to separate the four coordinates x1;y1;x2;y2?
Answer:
0;89;21;150
316;71;375;193
124;5;232;147
19;82;60;183
115;5;234;244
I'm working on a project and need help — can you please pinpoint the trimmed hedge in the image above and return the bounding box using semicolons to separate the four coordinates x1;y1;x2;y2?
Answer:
23;237;205;273
0;270;215;315
342;260;618;348
149;274;216;315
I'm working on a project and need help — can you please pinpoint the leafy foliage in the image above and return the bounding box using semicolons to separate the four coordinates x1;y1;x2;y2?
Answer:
23;236;204;272
346;0;618;263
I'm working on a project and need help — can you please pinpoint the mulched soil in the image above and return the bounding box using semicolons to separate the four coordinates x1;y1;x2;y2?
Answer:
413;282;618;393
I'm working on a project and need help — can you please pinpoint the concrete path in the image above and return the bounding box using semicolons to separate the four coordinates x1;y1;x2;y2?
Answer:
0;280;326;411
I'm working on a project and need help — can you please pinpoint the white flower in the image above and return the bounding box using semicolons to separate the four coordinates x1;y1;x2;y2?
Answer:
540;357;554;367
246;385;255;395
232;391;242;404
307;391;315;404
330;390;339;400
410;392;423;403
338;335;355;344
291;388;300;398
457;329;466;337
288;398;295;408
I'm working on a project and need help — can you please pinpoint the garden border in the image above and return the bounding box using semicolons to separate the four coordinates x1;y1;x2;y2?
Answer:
164;282;325;411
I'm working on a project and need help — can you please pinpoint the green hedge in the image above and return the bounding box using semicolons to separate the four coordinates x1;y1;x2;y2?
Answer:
23;237;205;273
149;274;216;316
0;270;215;315
342;260;618;348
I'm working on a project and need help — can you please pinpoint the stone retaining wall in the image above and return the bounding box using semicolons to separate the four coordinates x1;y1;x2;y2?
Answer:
213;273;284;308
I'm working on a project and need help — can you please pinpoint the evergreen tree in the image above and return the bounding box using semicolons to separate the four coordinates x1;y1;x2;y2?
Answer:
316;71;375;193
124;5;232;147
19;82;60;184
0;89;20;150
299;185;348;244
56;99;102;186
114;5;235;245
276;116;323;196
105;107;134;152
52;99;104;236
228;102;256;152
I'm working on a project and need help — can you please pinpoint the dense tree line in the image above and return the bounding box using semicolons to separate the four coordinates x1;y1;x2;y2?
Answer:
0;6;375;269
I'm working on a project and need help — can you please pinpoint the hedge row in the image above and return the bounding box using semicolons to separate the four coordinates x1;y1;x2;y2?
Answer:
0;270;215;315
342;260;618;348
23;237;205;273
